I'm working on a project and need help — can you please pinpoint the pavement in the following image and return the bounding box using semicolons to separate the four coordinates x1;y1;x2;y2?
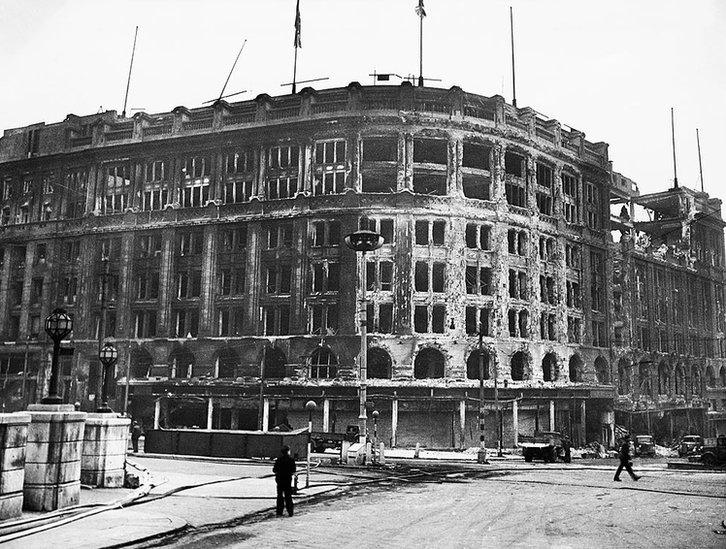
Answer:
0;447;722;548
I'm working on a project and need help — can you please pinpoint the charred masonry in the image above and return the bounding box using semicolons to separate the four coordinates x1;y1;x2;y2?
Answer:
0;82;724;448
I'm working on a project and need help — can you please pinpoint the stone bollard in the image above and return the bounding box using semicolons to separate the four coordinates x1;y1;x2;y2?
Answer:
0;412;31;520
81;414;131;487
414;442;420;459
24;404;87;511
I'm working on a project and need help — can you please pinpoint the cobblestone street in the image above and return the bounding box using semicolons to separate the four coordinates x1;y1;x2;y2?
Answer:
169;462;726;549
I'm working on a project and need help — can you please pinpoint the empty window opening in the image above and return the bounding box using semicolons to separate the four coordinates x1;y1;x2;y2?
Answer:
413;138;447;165
463;143;490;170
414;347;445;378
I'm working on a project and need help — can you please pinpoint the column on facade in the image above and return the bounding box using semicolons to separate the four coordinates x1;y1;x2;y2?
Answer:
157;228;176;337
0;242;11;335
449;137;462;197
154;398;161;429
302;138;313;195
206;397;214;430
512;399;519;447
401;133;413;192
459;399;466;449
243;221;262;336
491;142;506;203
116;232;134;339
18;242;35;339
262;398;270;432
85;164;99;214
323;399;330;432
254;145;266;200
549;400;555;431
579;399;586;445
391;398;398;448
349;131;361;192
199;225;217;336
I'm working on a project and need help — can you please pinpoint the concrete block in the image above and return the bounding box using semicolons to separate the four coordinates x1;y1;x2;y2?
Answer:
0;469;26;494
81;415;130;488
25;460;81;485
80;469;125;488
25;439;84;464
0;493;23;520
81;452;125;471
0;445;27;472
23;480;80;511
82;438;128;456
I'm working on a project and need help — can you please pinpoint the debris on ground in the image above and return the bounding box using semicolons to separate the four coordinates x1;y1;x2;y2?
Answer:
654;444;678;458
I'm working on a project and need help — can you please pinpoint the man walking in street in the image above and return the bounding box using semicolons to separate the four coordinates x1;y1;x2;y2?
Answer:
614;434;641;482
130;421;143;453
273;445;296;517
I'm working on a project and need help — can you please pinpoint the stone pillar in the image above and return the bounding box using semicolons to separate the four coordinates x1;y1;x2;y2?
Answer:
24;405;86;511
391;398;398;448
206;398;214;430
323;399;330;432
81;414;130;487
230;408;240;430
459;400;466;449
579;399;587;446
549;400;555;431
262;398;270;432
0;413;31;520
153;398;161;429
512;400;519;447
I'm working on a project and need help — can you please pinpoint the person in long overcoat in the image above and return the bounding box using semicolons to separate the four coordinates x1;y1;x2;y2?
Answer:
273;445;296;516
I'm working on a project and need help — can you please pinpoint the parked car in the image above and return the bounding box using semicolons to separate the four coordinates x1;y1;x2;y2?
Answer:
678;435;703;457
700;435;726;466
634;434;656;457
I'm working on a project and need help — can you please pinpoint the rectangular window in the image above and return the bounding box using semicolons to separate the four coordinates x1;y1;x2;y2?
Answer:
414;304;446;333
313;139;346;195
134;310;157;338
137;234;162;258
360;217;394;245
585;182;601;229
509;269;528;300
311;220;341;247
224;149;255;203
562;172;579;224
65;169;87;218
172;309;199;338
462;143;490;170
262;305;290;336
413;173;447;195
177;231;204;256
142;160;169;211
266;264;292;294
310;261;339;293
362;137;397;162
309;303;339;335
413;138;447;164
465;306;493;336
180;155;211;208
567;316;582;343
218;307;244;336
103;162;131;213
175;270;202;299
466;265;491;295
565;243;581;270
267;145;299;199
218;267;245;295
591;251;605;312
136;272;159;300
367;260;393;292
267;224;293;249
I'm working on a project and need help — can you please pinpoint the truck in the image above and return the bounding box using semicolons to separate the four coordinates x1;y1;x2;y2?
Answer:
518;431;569;463
700;435;726;467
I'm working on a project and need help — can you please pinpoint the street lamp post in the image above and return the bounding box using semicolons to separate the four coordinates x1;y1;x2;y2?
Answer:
477;328;487;464
344;230;384;444
97;343;118;413
305;400;317;488
42;308;73;404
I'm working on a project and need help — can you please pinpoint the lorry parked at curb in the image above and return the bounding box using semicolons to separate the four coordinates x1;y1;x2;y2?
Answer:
700;435;726;466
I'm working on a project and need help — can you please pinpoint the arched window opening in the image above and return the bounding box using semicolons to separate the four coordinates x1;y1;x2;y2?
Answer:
310;347;338;379
617;359;631;395
542;353;558;382
511;351;528;381
414;348;445;379
675;365;686;396
691;367;702;397
169;348;195;379
706;366;716;388
638;361;651;395
658;362;670;395
264;347;287;379
131;348;153;378
217;348;239;378
594;356;609;384
368;348;392;379
568;354;584;382
466;350;491;380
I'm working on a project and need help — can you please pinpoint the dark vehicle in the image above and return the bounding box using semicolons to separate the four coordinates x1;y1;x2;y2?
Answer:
634;434;656;457
678;435;703;457
311;425;359;453
700;436;726;467
518;431;568;463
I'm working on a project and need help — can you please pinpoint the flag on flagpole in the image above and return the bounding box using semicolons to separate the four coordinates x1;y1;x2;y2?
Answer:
415;0;426;18
294;0;302;48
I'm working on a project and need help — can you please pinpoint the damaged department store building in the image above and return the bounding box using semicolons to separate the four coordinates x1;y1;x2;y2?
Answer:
0;82;724;448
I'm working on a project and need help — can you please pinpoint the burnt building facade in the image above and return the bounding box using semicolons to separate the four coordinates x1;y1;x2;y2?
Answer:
0;82;723;448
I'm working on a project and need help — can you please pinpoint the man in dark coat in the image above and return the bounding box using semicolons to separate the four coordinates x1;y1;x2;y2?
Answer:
614;435;641;481
273;445;296;516
131;421;143;453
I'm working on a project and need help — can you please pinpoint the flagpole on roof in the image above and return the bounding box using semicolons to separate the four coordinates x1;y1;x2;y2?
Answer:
671;107;679;189
510;7;517;108
416;0;426;86
292;0;302;94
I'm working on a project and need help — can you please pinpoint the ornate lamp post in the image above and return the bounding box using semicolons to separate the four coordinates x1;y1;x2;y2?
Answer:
371;409;379;464
344;230;384;444
42;308;73;404
97;343;118;413
305;400;317;488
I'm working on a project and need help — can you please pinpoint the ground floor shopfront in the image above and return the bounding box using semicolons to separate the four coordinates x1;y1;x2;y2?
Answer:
126;383;617;449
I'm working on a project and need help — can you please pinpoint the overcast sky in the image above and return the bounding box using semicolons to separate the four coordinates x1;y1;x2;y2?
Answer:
0;0;723;203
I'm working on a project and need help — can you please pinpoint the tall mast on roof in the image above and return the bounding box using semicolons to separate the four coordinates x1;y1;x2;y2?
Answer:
121;26;139;118
671;107;679;189
510;7;517;108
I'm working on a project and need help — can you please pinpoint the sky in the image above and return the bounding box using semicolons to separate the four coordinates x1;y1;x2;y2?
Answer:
0;0;724;203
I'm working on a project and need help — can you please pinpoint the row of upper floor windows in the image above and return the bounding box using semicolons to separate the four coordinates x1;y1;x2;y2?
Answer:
0;136;603;223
